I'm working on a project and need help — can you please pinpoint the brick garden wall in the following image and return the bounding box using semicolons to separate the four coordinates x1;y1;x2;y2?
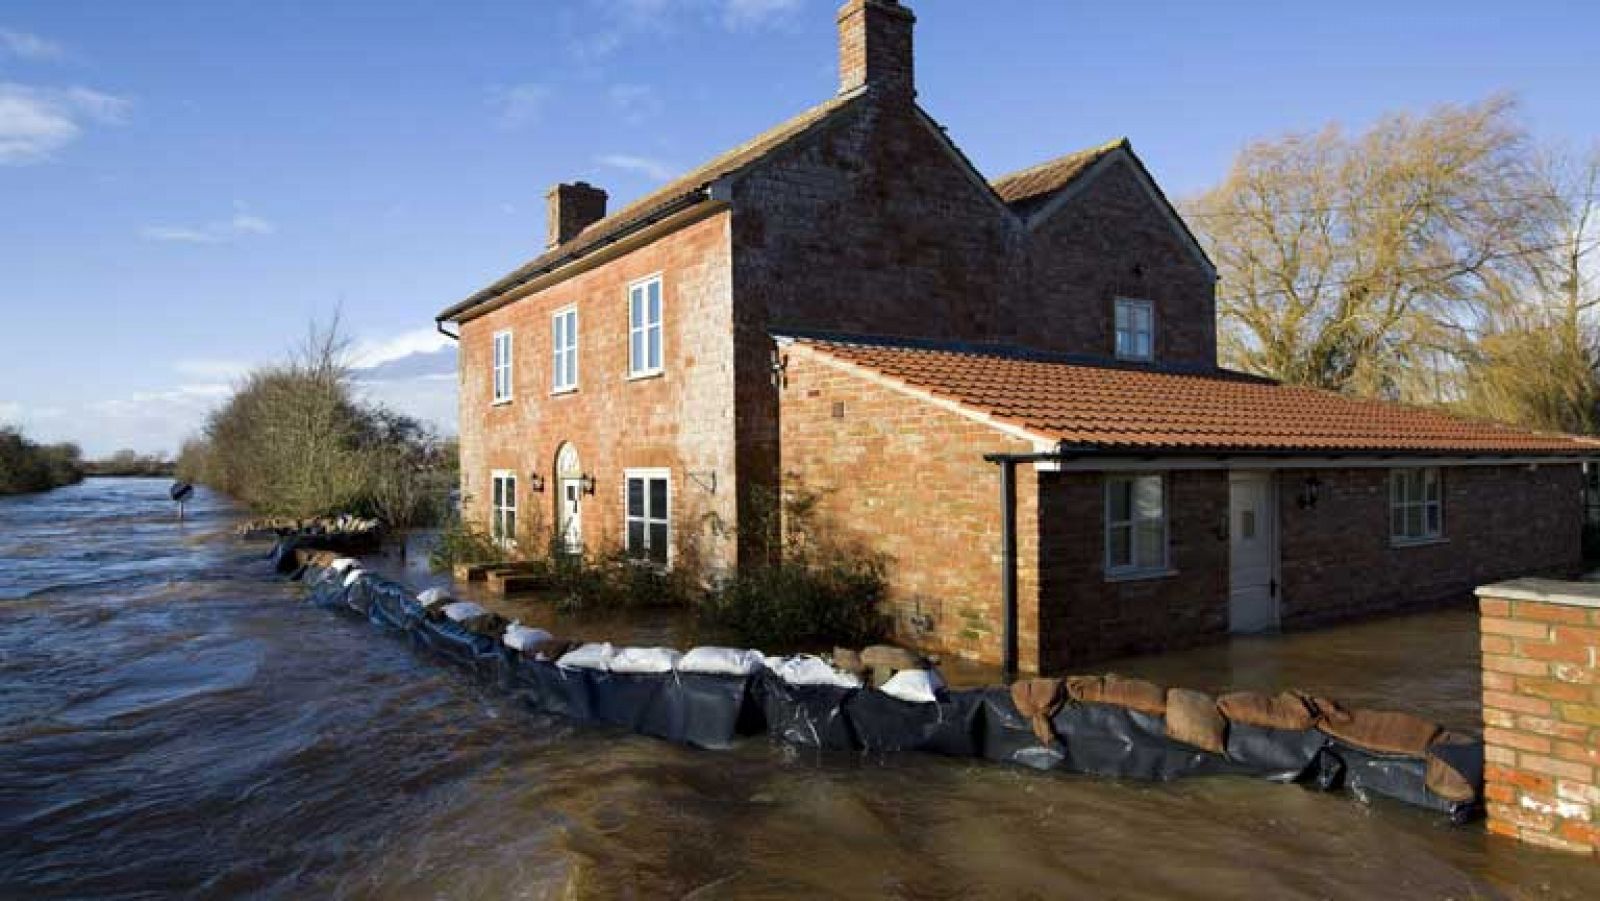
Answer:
1477;579;1600;856
1279;465;1584;628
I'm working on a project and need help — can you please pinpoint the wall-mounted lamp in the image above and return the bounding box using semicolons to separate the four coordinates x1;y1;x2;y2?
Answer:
528;472;546;493
579;473;597;496
1297;475;1322;510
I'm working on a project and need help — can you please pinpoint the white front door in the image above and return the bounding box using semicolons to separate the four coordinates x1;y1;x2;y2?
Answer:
559;479;583;554
1228;471;1279;633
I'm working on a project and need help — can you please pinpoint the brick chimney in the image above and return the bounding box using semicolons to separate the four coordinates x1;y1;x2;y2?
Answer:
837;0;915;100
546;181;608;249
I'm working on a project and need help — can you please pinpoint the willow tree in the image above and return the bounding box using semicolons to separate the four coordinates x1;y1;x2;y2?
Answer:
1188;97;1546;400
1456;150;1600;433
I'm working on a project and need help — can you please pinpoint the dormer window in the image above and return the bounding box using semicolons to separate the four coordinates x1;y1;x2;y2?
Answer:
1115;298;1154;362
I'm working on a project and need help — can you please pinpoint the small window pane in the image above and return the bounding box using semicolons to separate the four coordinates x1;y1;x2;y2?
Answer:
504;511;516;540
1425;471;1440;502
1426;504;1441;535
1392;505;1405;537
631;291;643;328
1108;481;1131;521
647;328;661;370
1108;525;1131;568
649;523;668;562
1405;504;1423;537
628;521;645;554
1135;520;1164;569
649;478;667;518
648;279;661;315
631;330;645;373
627;479;644;517
1133;476;1162;518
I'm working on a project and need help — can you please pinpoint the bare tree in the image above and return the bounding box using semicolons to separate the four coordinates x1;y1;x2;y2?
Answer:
1188;96;1547;399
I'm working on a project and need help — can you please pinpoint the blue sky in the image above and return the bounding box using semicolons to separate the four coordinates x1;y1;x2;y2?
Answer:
2;0;1596;456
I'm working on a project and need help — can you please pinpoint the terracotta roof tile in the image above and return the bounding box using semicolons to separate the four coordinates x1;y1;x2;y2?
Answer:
990;138;1128;216
792;336;1597;456
440;90;866;322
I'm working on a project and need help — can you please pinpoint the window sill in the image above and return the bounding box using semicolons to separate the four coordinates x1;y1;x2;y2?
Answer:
1391;536;1448;549
626;370;665;382
550;387;578;397
491;398;514;407
1105;567;1178;584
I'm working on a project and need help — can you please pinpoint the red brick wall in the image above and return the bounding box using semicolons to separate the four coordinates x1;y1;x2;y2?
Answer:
776;342;1041;667
456;210;738;576
1019;156;1218;367
1478;582;1600;856
1035;469;1231;670
1279;465;1584;627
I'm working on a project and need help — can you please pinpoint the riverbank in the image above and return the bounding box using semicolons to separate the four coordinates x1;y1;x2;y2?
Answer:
5;479;1600;899
0;426;83;497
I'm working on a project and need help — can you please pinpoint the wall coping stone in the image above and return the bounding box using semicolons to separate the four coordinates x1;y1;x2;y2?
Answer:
1476;577;1600;608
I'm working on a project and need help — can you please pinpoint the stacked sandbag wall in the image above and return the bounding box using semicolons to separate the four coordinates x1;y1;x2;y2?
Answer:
276;540;1484;823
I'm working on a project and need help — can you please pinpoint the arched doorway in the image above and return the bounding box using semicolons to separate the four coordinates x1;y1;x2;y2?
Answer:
555;443;583;554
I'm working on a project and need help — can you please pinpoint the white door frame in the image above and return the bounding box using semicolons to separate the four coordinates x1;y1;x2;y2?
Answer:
558;478;583;553
1228;470;1281;633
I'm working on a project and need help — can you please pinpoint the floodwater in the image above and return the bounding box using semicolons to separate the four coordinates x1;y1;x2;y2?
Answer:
3;479;1598;899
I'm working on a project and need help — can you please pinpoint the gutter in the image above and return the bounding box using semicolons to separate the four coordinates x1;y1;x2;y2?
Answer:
983;442;1598;678
435;189;716;326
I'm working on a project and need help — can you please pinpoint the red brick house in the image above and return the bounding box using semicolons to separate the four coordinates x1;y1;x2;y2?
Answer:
438;0;1595;673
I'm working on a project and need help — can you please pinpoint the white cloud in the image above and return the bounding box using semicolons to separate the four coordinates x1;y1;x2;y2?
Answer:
491;83;551;129
347;327;454;370
140;208;277;244
598;153;676;181
721;0;803;29
0;28;64;61
0;82;128;164
609;83;662;124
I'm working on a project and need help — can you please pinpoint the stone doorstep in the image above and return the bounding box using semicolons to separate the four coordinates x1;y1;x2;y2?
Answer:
484;569;555;598
453;560;545;582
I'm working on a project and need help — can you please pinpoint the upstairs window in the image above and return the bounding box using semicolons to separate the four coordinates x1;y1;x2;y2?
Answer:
1105;473;1167;576
625;469;670;567
1115;298;1155;362
491;471;517;546
552;306;578;393
492;330;514;403
1391;467;1443;543
628;276;663;377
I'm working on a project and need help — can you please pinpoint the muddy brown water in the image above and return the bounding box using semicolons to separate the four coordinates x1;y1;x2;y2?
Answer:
3;478;1598;899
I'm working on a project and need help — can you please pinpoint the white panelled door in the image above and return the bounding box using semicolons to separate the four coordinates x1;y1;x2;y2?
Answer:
1228;471;1279;633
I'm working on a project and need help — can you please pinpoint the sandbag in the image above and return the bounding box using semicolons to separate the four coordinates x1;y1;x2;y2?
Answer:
1326;743;1472;821
845;687;983;757
649;672;766;750
1052;703;1256;783
879;669;945;704
1010;679;1066;746
1217;691;1318;731
558;642;615;671
587;671;669;731
977;688;1065;771
504;624;554;653
1066;674;1166;716
529;638;580;663
1425;731;1484;804
1316;708;1441;758
610;647;682;674
1223;722;1329;782
766;655;862;689
367;582;421;632
1165;688;1227;755
505;657;596;720
413;616;503;675
754;669;858;750
679;647;764;676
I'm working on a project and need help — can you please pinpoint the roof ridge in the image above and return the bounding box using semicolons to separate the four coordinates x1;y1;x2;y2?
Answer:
990;137;1128;189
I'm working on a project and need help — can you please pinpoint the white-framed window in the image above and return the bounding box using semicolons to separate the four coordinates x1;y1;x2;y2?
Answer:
628;275;663;378
492;330;514;403
624;468;670;567
552;306;578;393
1391;467;1443;543
1105;473;1168;576
491;471;517;546
1114;298;1155;362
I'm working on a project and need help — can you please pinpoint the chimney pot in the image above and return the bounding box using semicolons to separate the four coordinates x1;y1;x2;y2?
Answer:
546;182;608;249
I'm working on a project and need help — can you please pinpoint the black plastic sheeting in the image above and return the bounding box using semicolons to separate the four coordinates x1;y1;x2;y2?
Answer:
284;551;1482;822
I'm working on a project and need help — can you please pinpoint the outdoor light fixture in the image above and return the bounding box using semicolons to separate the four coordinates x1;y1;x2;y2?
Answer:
528;472;546;493
1297;475;1322;510
579;474;597;496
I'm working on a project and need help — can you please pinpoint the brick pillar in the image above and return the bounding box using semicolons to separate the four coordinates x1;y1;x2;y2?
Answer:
1477;578;1600;856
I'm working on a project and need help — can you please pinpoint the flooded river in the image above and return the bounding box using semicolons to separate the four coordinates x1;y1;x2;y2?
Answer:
3;478;1598;899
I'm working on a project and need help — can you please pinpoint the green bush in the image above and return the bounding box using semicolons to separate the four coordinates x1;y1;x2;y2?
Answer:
0;426;84;495
548;547;693;614
698;555;889;650
428;520;511;572
176;318;456;528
